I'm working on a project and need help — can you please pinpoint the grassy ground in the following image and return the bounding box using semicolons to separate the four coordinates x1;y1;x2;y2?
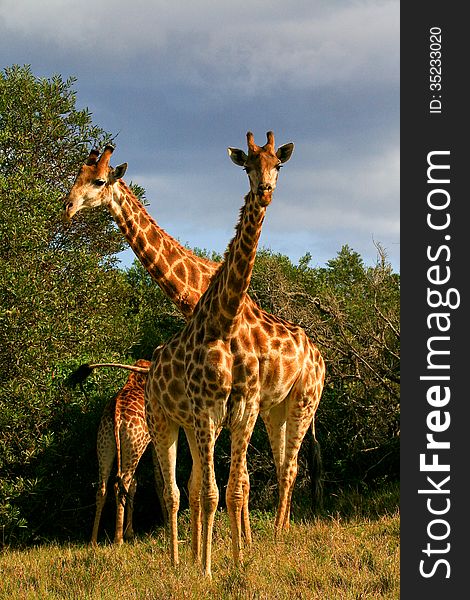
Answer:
0;502;399;600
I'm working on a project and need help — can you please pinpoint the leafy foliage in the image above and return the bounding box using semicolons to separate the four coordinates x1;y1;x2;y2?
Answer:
125;262;185;360
0;66;138;543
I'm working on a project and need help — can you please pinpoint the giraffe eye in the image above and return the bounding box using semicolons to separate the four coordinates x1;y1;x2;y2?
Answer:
94;178;106;186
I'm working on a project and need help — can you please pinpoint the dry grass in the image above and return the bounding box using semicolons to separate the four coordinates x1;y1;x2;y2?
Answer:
0;509;399;599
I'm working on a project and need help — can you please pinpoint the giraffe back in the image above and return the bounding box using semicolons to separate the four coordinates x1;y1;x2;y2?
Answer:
114;359;151;477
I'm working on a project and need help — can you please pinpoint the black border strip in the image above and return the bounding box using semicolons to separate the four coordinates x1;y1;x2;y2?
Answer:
401;4;467;597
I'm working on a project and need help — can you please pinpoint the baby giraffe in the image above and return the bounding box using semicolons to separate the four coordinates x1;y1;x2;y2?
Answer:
145;131;294;578
74;360;167;546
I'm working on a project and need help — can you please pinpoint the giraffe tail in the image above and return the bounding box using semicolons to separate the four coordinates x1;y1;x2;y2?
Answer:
66;362;151;391
112;391;127;508
307;419;323;513
112;408;133;509
66;364;95;388
114;475;133;507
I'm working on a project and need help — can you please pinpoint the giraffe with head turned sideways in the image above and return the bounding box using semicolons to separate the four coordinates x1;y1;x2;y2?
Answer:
144;131;324;578
63;145;217;320
62;139;325;560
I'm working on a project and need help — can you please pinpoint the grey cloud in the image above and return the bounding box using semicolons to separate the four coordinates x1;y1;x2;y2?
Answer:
1;0;400;271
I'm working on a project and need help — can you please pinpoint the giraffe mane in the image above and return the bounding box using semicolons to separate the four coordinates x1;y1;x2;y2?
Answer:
220;193;252;270
116;180;219;270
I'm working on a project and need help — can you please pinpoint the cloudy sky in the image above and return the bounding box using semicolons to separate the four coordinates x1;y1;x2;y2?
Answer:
1;0;399;271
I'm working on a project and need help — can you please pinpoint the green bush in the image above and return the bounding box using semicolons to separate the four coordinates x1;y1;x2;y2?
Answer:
0;66;137;544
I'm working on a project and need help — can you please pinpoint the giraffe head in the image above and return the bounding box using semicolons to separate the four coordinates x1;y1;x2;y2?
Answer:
227;131;294;206
63;145;128;220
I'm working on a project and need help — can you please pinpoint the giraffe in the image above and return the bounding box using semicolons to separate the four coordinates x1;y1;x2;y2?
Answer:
62;141;324;542
63;145;218;320
144;131;324;578
81;359;167;545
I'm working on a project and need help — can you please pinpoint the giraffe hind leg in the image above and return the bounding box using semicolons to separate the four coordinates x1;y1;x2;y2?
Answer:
114;469;139;544
113;476;127;545
185;428;203;564
274;379;317;535
261;400;287;531
241;464;252;545
194;421;219;579
91;478;108;546
123;476;137;540
91;415;115;546
307;424;323;513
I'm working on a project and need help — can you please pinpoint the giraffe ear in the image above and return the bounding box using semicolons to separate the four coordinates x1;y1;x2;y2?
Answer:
227;147;248;167
276;143;294;164
113;163;128;179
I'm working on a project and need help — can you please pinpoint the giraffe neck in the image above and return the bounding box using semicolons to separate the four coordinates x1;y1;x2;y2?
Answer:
205;191;266;329
108;181;218;318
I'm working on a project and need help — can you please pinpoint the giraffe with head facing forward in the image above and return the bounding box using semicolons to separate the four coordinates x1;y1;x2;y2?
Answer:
144;131;323;578
62;139;325;559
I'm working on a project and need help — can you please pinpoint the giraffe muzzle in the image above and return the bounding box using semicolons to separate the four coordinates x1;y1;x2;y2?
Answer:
257;183;273;194
257;184;273;206
62;198;76;221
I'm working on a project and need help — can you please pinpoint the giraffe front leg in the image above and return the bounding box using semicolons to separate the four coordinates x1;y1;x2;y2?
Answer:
185;429;202;563
155;423;181;567
226;410;258;564
195;424;218;579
